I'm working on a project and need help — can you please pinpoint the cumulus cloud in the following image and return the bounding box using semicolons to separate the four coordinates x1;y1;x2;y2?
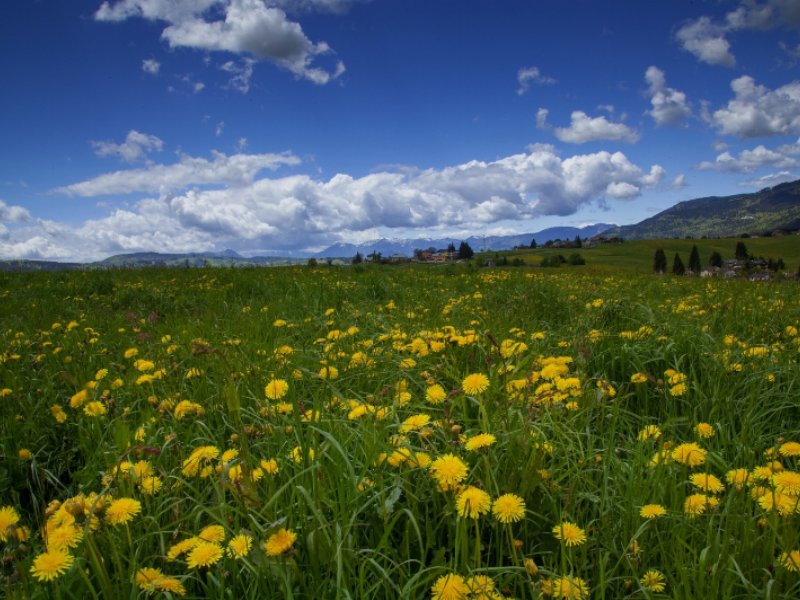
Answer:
95;0;345;84
676;16;735;67
536;107;550;129
645;66;691;126
553;111;639;144
56;150;301;196
676;1;800;67
698;143;799;172
0;199;33;223
91;130;164;163
712;76;800;137
517;66;555;95
142;58;160;75
21;146;663;261
671;174;687;189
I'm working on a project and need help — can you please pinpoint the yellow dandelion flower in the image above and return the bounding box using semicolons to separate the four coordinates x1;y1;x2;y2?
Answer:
265;378;289;400
492;493;526;523
83;401;107;416
400;414;431;433
429;454;469;491
552;521;587;547
639;569;666;592
637;425;662;441
683;493;713;517
227;534;253;559
260;458;279;475
318;366;338;379
464;433;496;452
694;422;715;439
689;473;725;494
135;567;164;592
198;525;225;543
780;442;800;457
105;497;141;525
264;528;297;556
462;373;490;395
0;506;20;542
466;574;496;597
30;548;74;582
773;471;800;496
552;575;589;599
69;389;88;408
639;504;667;519
124;347;139;359
431;573;470;600
455;486;491;519
630;372;648;384
780;550;800;572
671;442;706;467
186;541;223;569
167;537;200;561
155;576;186;595
725;468;750;490
45;524;83;551
139;476;163;495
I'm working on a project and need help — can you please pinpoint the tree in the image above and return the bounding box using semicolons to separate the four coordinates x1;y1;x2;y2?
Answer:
688;245;701;274
735;241;749;261
574;235;582;248
352;252;363;265
446;242;456;254
568;253;585;265
653;248;667;274
307;258;318;267
457;241;474;260
709;251;723;268
530;238;537;249
672;253;685;276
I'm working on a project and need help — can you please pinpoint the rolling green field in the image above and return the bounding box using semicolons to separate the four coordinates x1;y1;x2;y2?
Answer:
487;236;800;275
1;265;799;599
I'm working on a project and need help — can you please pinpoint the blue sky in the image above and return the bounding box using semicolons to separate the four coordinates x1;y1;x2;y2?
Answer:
1;0;799;260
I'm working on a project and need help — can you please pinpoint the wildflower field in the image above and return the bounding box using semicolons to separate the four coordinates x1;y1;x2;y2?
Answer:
1;265;800;599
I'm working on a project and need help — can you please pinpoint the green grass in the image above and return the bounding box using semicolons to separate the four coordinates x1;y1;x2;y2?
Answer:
483;236;800;275
0;265;799;598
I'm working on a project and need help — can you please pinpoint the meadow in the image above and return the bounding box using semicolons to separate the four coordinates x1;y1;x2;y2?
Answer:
1;264;799;599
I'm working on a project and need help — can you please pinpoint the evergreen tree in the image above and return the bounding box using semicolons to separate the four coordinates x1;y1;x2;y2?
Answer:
653;248;667;273
574;235;582;248
735;241;749;260
446;242;456;254
352;252;363;265
688;245;701;274
709;251;723;268
457;241;474;260
530;239;537;249
672;253;685;276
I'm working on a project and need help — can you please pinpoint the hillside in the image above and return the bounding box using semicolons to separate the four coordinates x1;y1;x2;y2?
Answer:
609;179;800;239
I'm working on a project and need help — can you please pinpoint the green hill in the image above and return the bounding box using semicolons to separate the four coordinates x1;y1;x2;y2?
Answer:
608;179;800;239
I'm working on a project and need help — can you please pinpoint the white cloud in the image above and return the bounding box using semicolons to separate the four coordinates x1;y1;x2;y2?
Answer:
21;146;662;261
676;1;800;67
536;107;550;129
553;111;639;144
91;130;164;163
0;199;33;223
517;66;555;95
96;0;345;85
220;59;255;93
676;16;735;67
712;76;800;137
142;58;160;75
698;141;800;172
645;66;691;126
739;171;797;188
215;121;225;137
671;174;687;189
56;150;301;196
